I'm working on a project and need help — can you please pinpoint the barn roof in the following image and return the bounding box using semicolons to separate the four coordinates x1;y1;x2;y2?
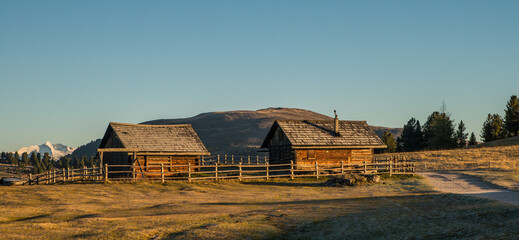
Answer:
99;122;210;155
261;120;386;149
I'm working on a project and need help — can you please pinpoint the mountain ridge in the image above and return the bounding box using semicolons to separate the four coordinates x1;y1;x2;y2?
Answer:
16;141;75;160
71;108;403;157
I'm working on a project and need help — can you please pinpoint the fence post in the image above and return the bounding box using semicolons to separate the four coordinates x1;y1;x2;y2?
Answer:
53;169;56;184
231;155;234;165
104;164;108;182
364;161;367;174
290;160;294;180
29;173;32;185
188;163;192;183
315;161;319;179
266;161;269;180
63;168;66;182
215;162;218;181
239;162;242;181
132;162;136;182
341;161;344;174
389;160;393;177
256;156;258;164
265;156;267;164
161;163;164;183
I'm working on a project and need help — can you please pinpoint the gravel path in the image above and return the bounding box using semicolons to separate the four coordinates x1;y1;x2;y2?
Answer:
420;172;519;206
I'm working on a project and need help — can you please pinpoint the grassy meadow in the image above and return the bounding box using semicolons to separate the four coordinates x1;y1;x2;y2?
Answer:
1;176;518;239
378;144;519;190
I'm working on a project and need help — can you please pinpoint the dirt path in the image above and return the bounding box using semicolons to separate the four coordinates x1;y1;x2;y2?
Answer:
420;172;519;206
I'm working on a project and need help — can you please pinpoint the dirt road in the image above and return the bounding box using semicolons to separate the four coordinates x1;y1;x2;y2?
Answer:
421;172;519;206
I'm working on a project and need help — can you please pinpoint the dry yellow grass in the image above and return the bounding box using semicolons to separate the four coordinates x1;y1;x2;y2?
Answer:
379;145;519;172
377;145;519;190
1;177;518;239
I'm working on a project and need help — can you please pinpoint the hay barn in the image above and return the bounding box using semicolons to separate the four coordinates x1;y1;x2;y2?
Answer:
98;122;210;178
261;114;386;167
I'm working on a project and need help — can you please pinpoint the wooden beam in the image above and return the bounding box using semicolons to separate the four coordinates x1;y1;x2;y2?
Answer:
97;148;139;153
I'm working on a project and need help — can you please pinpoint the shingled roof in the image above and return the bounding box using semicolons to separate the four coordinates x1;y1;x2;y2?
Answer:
99;122;209;154
261;120;386;149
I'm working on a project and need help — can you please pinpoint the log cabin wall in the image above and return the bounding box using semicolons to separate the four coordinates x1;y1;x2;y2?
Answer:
103;131;129;166
133;155;199;178
267;127;294;164
268;146;293;165
294;148;373;166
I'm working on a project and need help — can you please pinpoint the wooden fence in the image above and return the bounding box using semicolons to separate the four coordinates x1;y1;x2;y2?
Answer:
0;163;33;174
27;166;103;185
26;160;415;185
200;155;268;165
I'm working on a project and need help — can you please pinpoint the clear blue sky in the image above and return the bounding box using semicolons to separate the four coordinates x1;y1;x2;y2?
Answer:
1;1;518;151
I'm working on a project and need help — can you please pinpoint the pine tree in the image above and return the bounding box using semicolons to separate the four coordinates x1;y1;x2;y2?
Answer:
73;156;79;169
30;152;39;166
481;113;506;142
414;120;424;150
468;132;478;146
399;118;423;152
42;153;52;171
423;111;456;149
396;137;403;152
1;152;6;163
21;152;30;167
455;120;468;147
504;95;519;137
7;153;14;164
13;152;20;165
381;131;397;153
79;156;86;169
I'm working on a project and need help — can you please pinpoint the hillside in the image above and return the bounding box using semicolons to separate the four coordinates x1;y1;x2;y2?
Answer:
72;108;402;157
144;107;402;156
67;139;102;159
468;136;519;148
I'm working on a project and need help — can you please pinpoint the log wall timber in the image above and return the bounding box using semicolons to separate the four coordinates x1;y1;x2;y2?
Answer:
294;148;373;167
133;155;199;179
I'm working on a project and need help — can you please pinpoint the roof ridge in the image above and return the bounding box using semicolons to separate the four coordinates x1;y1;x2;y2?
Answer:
110;122;192;127
275;119;367;123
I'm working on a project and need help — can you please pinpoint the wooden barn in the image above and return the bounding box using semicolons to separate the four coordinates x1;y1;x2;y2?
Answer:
98;122;210;178
261;113;386;167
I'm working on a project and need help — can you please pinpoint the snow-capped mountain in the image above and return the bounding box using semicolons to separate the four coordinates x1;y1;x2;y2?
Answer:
16;141;76;160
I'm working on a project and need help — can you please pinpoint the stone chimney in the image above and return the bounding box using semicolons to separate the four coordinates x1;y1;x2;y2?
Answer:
334;110;340;136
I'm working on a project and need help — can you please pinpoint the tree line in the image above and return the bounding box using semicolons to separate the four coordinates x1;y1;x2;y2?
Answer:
0;151;99;174
380;95;519;153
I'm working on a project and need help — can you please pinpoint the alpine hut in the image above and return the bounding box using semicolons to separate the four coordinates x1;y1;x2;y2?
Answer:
98;122;210;178
261;111;386;167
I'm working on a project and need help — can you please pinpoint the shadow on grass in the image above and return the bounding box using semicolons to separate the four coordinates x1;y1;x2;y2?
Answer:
200;193;440;206
165;223;217;239
240;180;324;187
12;213;51;222
274;193;519;240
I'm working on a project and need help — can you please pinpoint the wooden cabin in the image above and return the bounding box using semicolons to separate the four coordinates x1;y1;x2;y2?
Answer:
98;122;210;178
261;114;386;167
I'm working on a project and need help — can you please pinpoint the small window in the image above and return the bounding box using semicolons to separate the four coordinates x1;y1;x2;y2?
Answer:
308;150;315;159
